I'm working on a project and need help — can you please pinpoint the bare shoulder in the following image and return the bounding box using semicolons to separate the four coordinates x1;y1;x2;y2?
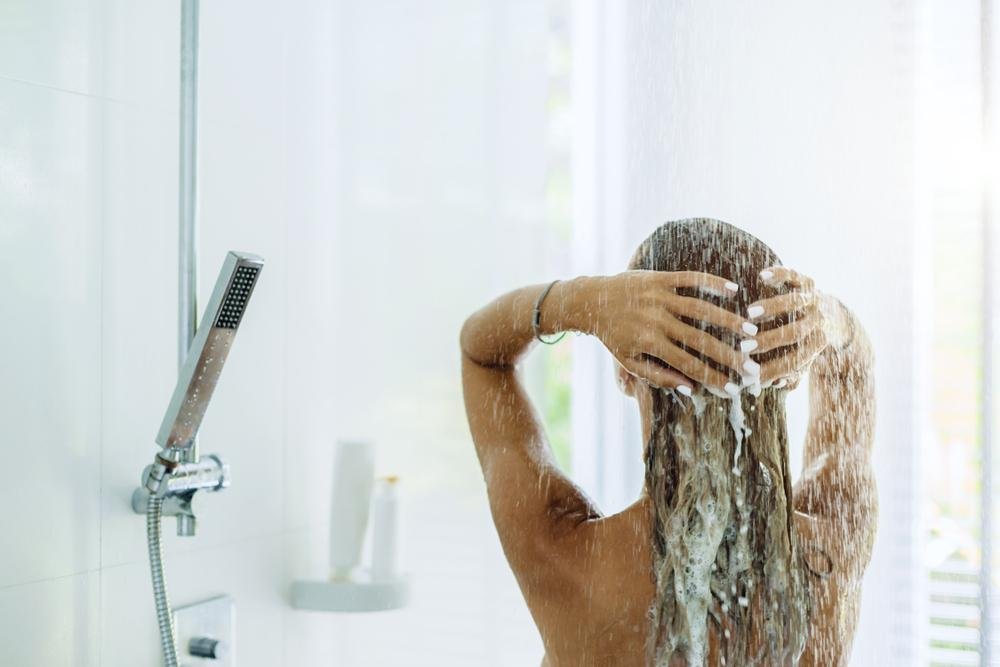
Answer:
525;501;655;666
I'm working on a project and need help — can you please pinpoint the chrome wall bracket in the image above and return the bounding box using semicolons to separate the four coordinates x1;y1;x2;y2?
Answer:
131;452;230;536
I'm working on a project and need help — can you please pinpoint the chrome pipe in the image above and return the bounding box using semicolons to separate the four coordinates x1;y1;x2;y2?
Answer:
179;0;200;464
179;0;199;369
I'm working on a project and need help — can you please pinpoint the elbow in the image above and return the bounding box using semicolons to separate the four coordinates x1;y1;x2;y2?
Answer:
459;315;484;365
460;313;515;370
459;315;474;356
458;322;467;356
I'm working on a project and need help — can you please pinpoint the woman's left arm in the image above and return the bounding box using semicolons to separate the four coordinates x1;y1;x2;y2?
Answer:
460;279;599;584
461;272;749;584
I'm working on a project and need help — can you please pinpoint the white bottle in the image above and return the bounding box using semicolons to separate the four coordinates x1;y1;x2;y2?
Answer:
329;439;375;581
370;476;400;582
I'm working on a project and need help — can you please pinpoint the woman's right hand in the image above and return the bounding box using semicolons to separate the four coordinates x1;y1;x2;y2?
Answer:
745;266;853;387
568;271;754;391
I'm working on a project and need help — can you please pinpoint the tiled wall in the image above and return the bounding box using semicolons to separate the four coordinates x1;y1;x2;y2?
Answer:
0;1;321;664
0;1;549;664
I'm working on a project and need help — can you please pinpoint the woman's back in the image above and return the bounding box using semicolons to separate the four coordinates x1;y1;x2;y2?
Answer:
531;500;874;666
460;220;877;665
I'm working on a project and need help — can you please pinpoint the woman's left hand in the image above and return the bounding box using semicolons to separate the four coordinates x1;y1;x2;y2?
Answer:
745;266;843;386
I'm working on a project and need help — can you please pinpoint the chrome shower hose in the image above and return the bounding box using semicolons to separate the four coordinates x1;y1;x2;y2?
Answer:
147;495;179;667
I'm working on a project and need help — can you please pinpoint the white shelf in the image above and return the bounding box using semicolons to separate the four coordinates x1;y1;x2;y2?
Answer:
291;572;410;613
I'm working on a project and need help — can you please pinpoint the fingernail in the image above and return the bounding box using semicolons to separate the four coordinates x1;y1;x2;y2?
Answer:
760;270;774;280
748;305;765;319
774;378;788;388
707;386;730;399
724;281;739;292
676;384;692;396
724;382;741;395
742;359;761;375
742;322;758;336
748;382;762;397
740;339;758;353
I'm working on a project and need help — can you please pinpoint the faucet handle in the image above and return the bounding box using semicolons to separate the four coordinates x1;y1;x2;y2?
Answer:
189;636;229;660
176;512;197;537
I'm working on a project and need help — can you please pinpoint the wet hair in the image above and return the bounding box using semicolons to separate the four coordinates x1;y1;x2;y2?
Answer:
629;219;808;666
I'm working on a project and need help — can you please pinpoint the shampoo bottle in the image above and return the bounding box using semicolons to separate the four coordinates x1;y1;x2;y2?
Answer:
329;439;375;580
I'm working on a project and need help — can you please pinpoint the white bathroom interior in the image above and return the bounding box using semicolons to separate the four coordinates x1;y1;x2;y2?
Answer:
0;0;998;665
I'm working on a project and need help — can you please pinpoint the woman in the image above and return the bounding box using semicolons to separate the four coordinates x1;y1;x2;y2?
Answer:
460;219;876;666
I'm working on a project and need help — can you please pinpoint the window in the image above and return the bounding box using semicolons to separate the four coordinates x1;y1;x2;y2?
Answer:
917;1;998;664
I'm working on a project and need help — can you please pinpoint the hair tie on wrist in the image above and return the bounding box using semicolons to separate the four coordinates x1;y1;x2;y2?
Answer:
533;280;567;345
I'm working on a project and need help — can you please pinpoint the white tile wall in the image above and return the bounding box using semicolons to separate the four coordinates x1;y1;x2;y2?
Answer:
100;536;286;667
101;0;178;110
0;1;105;95
0;77;103;588
99;99;178;569
0;0;549;665
0;573;100;666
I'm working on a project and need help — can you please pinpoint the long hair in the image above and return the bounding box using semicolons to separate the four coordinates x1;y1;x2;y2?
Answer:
631;219;808;666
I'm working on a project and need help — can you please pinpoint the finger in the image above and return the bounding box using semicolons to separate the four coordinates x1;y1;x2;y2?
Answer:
621;356;694;391
758;266;815;291
662;315;746;376
769;371;802;390
644;340;733;389
661;271;740;298
747;291;815;322
782;372;804;391
668;294;750;335
759;329;827;385
752;304;822;354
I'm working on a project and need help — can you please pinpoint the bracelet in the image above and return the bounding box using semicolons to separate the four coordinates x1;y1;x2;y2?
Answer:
533;280;567;345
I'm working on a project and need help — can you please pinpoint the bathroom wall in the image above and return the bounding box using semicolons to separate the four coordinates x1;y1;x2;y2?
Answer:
0;0;547;664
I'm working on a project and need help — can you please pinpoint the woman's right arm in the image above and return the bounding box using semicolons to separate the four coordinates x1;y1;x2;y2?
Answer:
803;297;876;475
794;298;877;551
791;303;877;667
744;266;877;569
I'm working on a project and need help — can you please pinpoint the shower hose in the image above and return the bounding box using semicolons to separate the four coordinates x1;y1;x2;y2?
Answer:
147;495;179;667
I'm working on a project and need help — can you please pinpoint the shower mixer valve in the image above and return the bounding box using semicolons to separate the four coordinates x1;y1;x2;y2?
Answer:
132;251;263;536
132;451;231;536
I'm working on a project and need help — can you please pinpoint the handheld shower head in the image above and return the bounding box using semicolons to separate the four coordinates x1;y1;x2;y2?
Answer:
156;251;263;451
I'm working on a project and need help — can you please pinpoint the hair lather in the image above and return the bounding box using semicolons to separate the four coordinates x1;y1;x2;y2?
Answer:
631;219;809;665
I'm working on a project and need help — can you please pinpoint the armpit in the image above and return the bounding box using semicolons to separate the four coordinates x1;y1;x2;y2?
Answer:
546;493;602;539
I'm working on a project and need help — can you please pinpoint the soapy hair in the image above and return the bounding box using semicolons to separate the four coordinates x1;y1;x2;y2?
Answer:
630;219;808;666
